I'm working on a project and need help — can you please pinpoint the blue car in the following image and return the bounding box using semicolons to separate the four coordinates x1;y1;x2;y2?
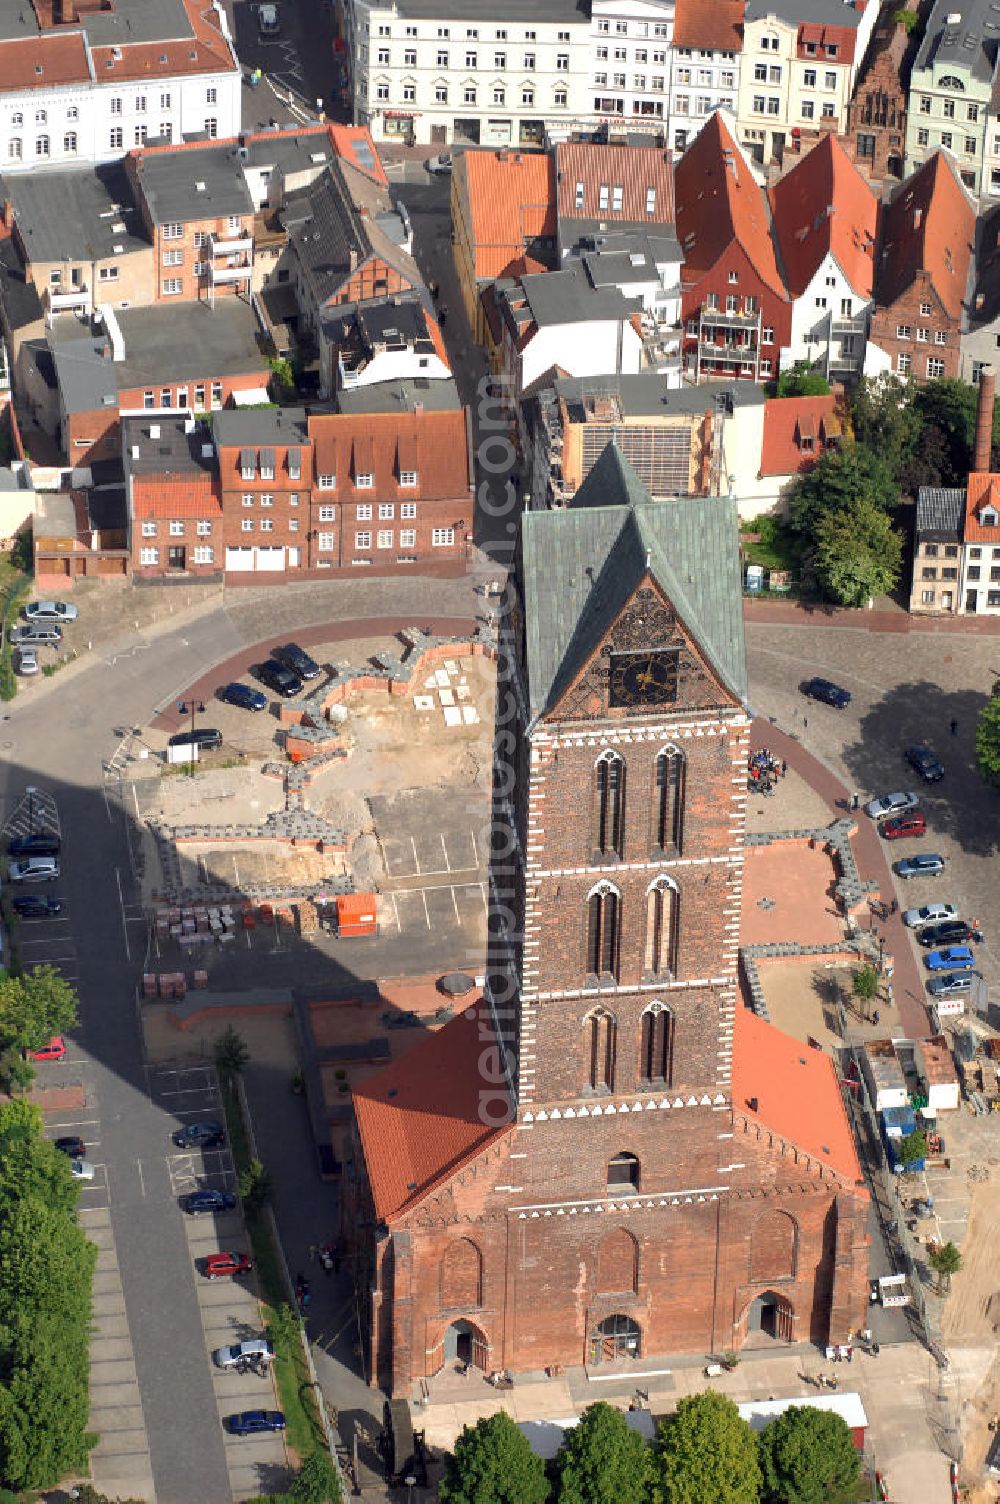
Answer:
220;682;267;712
895;853;945;879
182;1189;237;1215
11;894;62;917
802;676;851;709
226;1410;286;1436
924;946;975;973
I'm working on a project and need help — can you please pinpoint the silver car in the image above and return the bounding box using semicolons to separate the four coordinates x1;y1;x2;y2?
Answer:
9;856;60;883
16;646;38;676
70;1159;95;1182
864;791;919;820
212;1337;274;1370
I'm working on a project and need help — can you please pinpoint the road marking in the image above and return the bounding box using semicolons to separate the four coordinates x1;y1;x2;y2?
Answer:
115;867;131;961
420;889;430;928
471;826;479;867
389;892;400;932
440;833;451;871
136;1160;146;1198
451;885;460;923
411;836;421;875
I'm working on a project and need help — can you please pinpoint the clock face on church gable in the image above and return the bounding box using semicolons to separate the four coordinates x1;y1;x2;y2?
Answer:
608;650;679;708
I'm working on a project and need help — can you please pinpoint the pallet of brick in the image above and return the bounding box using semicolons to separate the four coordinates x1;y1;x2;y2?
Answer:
167;907;182;925
193;970;209;989
220;906;235;930
241;903;256;930
158;973;174;998
259;903;275;927
297;900;319;934
194;909;210;934
143;974;157;998
173;975;187;999
276;907;295;930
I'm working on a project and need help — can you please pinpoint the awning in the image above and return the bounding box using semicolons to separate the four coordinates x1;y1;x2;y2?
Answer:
232;388;271;408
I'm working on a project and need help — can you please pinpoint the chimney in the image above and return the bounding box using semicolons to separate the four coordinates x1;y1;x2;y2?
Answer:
913;207;923;230
974;365;995;472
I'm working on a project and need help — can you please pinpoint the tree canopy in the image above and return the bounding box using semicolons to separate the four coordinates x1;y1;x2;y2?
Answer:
552;1402;651;1504
439;1411;550;1504
975;690;1000;789
776;363;830;398
810;495;904;606
787;444;898;539
0;965;79;1058
757;1406;861;1504
656;1391;761;1504
850;374;1000;492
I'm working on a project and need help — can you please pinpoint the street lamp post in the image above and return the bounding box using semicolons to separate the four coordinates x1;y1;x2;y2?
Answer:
176;700;205;776
404;1474;417;1504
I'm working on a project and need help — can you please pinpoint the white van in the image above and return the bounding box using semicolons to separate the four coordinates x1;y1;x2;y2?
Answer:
258;3;279;34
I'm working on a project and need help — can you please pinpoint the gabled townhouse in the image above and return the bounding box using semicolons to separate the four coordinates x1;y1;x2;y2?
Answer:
865;151;975;383
769;132;878;377
125;143;255;306
844;12;912;182
737;391;842;516
586;0;676;134
214;407;311;576
910;486;964;612
0;0;240;177
961;204;1000;383
904;0;998;196
45;299;269;464
321;296;450;402
554;139;675;259
306;409;472;570
736;0;878;168
958;469;1000;613
282;159;420;344
667;0;744;155
451;148;556;345
674;111;791;383
494;261;644;401
124;413;223;580
0;162;152;354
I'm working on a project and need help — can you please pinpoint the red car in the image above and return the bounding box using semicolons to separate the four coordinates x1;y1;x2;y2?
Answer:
882;812;926;840
27;1036;66;1062
201;1252;253;1280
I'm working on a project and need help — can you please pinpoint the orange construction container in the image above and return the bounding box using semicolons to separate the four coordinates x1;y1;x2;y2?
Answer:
336;892;377;937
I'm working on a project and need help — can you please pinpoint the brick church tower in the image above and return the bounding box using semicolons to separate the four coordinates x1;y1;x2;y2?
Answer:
347;447;869;1396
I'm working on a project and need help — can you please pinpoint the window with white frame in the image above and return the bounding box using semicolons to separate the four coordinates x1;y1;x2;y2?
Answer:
400;528;416;548
401;502;417;518
289;518;299;531
242;494;254;507
377;529;393;548
318;505;335;521
317;531;335;550
140;547;159;566
897;351;911;373
169;520;184;536
927;357;945;378
379;502;395;518
162;223;183;240
162;249;182;267
260;494;273;507
356;503;372;520
317;473;336;489
193;545;213;564
142;520;157;537
242;518;254;532
98;264;119;282
354;531;371;549
432;527;455;547
196;519;212;535
934;330;947;345
260;518;274;532
355;472;373;488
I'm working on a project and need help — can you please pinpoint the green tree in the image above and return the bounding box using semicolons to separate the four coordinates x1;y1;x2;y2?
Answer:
757;1406;861;1504
975;691;1000;789
238;1156;272;1217
810;495;903;606
914;377;1000;484
439;1411;550;1504
656;1391;761;1504
893;6;920;31
850;376;919;479
775;362;830;397
0;964;79;1055
898;1128;928;1169
215;1025;250;1078
289;1448;342;1502
552;1402;651;1504
787;444;898;537
852;964;879;1003
928;1240;963;1294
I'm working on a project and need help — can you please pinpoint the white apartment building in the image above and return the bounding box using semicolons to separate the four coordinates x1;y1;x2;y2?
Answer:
736;0;877;167
0;0;240;176
344;0;592;148
586;0;674;132
666;0;742;155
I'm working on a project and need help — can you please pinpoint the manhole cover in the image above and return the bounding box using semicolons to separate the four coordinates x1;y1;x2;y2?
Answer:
438;972;476;997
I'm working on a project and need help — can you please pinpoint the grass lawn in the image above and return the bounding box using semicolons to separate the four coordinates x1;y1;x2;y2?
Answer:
740;516;803;575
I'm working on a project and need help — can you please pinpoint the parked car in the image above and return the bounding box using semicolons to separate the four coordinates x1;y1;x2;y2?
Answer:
54;1136;85;1158
9;624;62;647
895;853;945;879
273;642;320;680
183;1189;237;1215
212;1337;274;1370
24;600;78;622
801;677;851;709
16;646;38;677
906;743;945;783
426;153;452;175
903;903;958;929
917;920;974;948
172;1121;225;1149
11;894;62;917
226;1410;286;1436
8;831;60;857
882;812;926;840
168;727;222;752
258;1;279;34
865;791;919;820
201;1251;253;1280
925;946;975;972
26;1036;65;1061
219;682;267;712
254;659;302;698
9;856;60;882
71;1159;95;1181
928;972;974;997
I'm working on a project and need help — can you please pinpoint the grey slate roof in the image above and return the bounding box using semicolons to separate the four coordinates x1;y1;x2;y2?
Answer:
519;261;642;327
745;0;863;26
367;0;586;17
914;0;999;86
334;377;461;413
915;486;965;538
212;406;308;447
2;162;148;265
550;372;767;420
519;444;747;721
284;161;419;307
133;145;253;226
0;237;43;332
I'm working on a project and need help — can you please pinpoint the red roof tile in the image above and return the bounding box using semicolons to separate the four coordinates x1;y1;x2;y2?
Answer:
963;472;1000;542
307;409;470;502
554;141;675;225
732;1007;861;1182
352;1002;513;1222
876;151;975;321
327;125;389;186
760;395;842;476
132;474;221;520
673;0;744;53
0;32;89;91
675;113;786;301
458;149;556;282
769;134;878;299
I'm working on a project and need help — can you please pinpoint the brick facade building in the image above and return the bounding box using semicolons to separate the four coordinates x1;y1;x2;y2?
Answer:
845;17;911;183
347;446;869;1397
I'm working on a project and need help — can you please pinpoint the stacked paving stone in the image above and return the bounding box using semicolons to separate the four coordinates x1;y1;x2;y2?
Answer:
172;808;347;849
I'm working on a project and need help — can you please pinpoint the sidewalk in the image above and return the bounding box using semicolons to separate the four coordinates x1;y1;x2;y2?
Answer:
745;596;1000;635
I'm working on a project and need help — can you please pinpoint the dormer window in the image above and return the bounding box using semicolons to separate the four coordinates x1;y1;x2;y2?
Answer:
355;471;374;488
982;506;998;527
399;469;418;487
317;472;336;489
799;434;814;452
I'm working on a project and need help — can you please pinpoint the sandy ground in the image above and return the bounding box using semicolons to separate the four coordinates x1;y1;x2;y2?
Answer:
940;1180;1000;1502
753;958;901;1051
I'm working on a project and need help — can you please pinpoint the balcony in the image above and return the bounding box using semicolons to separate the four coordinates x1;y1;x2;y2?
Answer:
209;262;253;284
47;283;91;315
831;316;867;334
211;234;253;257
700;307;760;328
698;343;757;364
